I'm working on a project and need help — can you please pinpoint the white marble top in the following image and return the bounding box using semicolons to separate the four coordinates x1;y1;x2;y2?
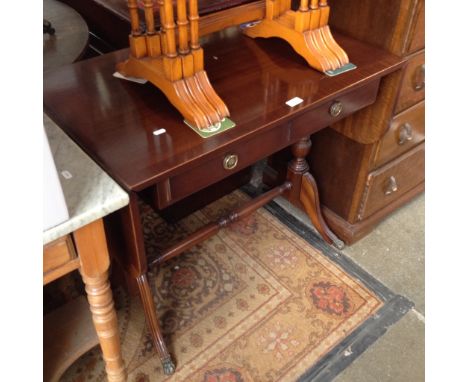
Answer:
43;114;129;245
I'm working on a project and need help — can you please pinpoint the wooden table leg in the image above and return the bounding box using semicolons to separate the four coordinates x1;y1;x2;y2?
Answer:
73;219;126;382
286;136;345;249
119;192;176;375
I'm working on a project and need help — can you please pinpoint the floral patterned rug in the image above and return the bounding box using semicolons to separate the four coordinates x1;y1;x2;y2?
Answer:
61;190;397;382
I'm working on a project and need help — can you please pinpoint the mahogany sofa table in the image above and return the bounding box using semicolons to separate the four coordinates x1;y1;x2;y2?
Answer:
44;26;403;373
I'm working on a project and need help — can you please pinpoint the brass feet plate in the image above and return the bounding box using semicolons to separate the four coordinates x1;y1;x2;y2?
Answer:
184;117;236;139
325;63;357;77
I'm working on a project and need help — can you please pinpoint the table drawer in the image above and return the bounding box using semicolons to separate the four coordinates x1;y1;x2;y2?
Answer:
395;50;425;114
291;79;380;141
374;101;425;168
154;126;290;208
358;143;424;220
43;236;77;276
154;79;380;209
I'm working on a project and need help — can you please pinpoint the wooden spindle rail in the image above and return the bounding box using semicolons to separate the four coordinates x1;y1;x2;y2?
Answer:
143;0;155;34
177;0;190;54
143;0;162;57
127;0;147;58
163;0;177;58
151;182;292;267
127;0;141;36
300;0;309;12
189;0;200;50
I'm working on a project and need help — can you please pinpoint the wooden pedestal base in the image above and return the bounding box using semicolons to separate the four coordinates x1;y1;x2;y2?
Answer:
244;1;350;73
284;136;344;249
117;0;230;131
117;54;228;130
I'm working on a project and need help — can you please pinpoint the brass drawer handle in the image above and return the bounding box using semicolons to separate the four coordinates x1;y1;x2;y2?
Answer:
329;101;343;117
223;154;238;170
384;176;398;195
412;64;425;91
398;123;413;145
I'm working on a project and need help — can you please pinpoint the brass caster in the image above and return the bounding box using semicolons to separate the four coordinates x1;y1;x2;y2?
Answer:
162;357;176;375
331;236;345;250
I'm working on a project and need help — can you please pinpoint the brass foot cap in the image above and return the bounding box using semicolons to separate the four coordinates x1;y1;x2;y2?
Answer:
162;358;176;375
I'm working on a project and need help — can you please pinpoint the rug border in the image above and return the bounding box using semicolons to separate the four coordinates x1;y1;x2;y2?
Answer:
242;185;414;382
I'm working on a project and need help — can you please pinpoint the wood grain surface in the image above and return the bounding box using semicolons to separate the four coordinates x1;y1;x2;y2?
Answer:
44;28;402;192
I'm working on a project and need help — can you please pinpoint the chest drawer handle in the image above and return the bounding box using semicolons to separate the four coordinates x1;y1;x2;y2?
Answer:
223;154;238;170
329;101;343;117
384;176;398;195
398;123;413;145
412;64;425;91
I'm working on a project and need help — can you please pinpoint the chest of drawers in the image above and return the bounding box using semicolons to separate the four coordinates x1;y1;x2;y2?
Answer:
306;0;425;243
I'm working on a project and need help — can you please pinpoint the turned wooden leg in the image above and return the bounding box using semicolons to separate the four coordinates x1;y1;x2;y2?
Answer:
286;137;344;249
119;193;175;374
73;219;126;382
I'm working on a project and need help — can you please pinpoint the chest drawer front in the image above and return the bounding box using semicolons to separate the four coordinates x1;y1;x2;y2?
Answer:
375;101;425;168
43;236;77;275
395;50;425;114
359;143;424;220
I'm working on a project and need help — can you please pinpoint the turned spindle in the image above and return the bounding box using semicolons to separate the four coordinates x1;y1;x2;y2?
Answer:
177;0;190;54
127;0;141;36
300;0;309;12
143;0;155;34
188;0;200;50
157;0;167;55
74;219;126;382
127;0;147;58
319;0;330;26
163;0;177;58
144;0;161;57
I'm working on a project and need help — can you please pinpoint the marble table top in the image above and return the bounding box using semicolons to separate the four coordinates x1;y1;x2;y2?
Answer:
43;113;129;245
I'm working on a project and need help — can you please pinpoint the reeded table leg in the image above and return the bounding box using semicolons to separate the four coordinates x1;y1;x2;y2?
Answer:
120;193;176;374
73;219;126;382
137;274;176;374
286;136;345;249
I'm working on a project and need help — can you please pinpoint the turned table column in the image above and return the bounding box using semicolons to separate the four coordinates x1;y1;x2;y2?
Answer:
286;136;345;249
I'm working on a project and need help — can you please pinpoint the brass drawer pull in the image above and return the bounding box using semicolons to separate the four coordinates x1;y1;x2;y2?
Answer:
223;154;238;170
384;176;398;195
329;101;343;117
412;64;425;91
398;123;413;145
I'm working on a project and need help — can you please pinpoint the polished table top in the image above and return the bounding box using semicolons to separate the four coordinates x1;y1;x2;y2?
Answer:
43;26;402;192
